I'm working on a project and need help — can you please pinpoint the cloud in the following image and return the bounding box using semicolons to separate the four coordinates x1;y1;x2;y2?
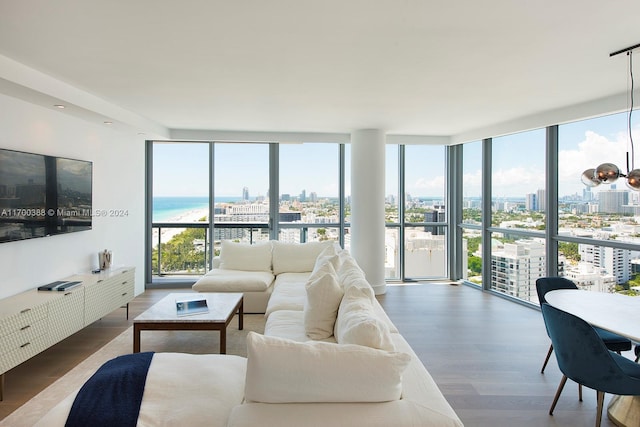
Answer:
411;175;445;194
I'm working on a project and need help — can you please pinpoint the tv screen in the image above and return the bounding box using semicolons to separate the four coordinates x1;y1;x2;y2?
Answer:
55;157;92;234
0;148;92;243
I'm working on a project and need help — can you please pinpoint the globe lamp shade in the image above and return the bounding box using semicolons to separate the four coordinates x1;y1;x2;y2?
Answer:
595;163;621;183
627;169;640;190
581;168;602;187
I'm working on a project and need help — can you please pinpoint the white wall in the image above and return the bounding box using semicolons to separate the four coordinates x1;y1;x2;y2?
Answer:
0;93;145;299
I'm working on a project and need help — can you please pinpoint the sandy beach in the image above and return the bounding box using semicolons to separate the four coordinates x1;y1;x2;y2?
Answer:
152;208;209;247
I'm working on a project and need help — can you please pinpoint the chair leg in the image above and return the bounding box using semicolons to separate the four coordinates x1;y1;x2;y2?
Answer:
541;344;554;373
596;390;604;427
578;383;582;402
550;375;568;415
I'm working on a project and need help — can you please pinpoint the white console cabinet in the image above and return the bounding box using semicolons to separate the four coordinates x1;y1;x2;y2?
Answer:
0;266;135;400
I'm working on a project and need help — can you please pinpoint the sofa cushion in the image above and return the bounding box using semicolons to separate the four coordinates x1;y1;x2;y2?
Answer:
272;241;333;275
192;269;274;292
335;285;395;351
265;273;310;317
219;240;272;272
303;263;343;339
244;332;410;403
265;310;337;343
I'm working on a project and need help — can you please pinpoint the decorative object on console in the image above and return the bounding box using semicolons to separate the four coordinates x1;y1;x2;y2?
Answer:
99;249;112;270
37;281;82;292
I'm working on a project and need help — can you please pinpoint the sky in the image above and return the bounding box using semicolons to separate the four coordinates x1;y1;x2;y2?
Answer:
152;110;639;199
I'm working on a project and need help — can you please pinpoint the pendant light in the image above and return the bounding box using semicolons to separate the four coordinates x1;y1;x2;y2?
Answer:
581;43;639;190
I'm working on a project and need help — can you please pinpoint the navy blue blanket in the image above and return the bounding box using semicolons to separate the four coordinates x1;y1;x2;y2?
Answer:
65;352;154;427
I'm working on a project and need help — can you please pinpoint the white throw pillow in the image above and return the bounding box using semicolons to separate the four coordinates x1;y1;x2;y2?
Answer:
335;285;395;351
218;240;272;272
304;264;343;339
244;332;410;403
311;244;343;278
337;257;371;294
272;241;333;274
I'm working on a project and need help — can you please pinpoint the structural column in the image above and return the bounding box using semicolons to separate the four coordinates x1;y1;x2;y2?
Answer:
351;129;386;295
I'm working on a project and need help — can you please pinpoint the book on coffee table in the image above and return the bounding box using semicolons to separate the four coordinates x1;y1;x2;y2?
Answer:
176;298;209;316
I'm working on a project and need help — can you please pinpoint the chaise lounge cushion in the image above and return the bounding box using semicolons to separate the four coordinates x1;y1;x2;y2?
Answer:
192;269;274;292
219;240;272;272
244;332;411;403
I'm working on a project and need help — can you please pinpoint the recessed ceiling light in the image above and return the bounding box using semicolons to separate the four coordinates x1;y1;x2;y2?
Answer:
54;104;65;109
104;121;113;125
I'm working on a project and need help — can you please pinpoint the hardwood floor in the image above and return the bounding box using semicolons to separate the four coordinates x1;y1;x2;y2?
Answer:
0;283;626;426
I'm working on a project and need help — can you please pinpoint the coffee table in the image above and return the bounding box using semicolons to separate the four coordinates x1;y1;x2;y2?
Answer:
133;292;243;354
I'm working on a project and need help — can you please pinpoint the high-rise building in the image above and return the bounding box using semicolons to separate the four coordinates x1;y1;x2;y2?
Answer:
598;189;628;213
242;186;249;201
490;239;545;302
536;189;545;212
300;189;306;202
424;210;446;235
525;193;537;211
563;262;616;293
579;244;633;284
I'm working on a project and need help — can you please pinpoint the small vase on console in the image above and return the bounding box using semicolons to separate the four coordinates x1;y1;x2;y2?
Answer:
99;249;113;270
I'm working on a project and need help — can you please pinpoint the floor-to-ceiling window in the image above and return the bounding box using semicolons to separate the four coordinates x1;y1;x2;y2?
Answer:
147;140;348;284
385;145;400;279
213;143;270;249
489;129;547;302
461;140;482;286
148;138;451;284
557;112;640;293
403;145;447;279
278;143;342;243
151;142;209;276
455;108;640;304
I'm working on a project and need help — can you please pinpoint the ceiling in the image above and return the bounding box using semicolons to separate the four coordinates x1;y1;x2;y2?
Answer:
0;0;639;142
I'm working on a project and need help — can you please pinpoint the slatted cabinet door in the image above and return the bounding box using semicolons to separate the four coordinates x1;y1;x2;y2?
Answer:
48;287;85;344
0;293;50;375
84;267;135;325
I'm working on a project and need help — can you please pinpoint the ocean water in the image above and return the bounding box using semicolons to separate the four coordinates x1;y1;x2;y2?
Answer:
153;196;241;222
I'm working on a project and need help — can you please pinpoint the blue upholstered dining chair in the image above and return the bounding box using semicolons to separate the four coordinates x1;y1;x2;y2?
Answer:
535;277;631;374
541;303;640;427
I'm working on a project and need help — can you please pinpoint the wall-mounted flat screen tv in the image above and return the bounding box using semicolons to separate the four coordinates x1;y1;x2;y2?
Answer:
0;148;92;243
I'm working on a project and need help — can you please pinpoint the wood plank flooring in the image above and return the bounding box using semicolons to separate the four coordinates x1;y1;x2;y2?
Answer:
0;283;627;426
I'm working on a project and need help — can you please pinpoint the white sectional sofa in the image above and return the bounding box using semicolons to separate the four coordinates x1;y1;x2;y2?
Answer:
38;240;463;427
228;241;463;427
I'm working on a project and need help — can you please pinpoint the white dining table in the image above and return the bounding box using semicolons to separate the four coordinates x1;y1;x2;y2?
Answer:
545;289;640;342
545;289;640;427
